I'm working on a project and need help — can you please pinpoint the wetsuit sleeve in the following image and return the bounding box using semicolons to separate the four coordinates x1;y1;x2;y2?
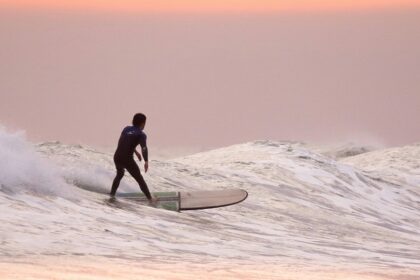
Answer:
139;134;148;162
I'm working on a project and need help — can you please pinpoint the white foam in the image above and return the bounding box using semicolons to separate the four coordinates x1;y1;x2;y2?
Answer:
0;127;71;196
0;129;419;275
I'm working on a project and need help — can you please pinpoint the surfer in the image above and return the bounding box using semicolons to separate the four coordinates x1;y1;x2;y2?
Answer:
110;113;157;204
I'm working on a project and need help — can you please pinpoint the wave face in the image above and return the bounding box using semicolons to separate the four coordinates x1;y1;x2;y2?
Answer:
0;129;419;275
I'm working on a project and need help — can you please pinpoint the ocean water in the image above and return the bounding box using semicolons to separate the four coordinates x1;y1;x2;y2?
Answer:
0;127;419;279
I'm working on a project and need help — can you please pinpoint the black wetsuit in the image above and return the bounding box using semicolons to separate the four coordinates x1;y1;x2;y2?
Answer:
110;126;152;199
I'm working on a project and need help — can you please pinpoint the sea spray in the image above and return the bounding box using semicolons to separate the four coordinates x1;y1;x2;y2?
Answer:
0;126;71;196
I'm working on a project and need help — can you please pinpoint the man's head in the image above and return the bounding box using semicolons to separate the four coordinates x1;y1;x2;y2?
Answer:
132;113;147;129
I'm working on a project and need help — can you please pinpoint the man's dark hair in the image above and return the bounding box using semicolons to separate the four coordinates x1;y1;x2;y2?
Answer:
132;113;147;126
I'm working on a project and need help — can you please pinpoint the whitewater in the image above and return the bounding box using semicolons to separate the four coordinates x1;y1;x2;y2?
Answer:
0;127;419;280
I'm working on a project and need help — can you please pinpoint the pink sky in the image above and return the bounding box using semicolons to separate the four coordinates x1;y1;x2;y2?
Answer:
2;0;420;13
0;7;419;149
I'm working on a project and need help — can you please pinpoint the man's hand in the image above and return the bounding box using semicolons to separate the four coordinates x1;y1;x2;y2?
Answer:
144;161;149;173
135;150;142;161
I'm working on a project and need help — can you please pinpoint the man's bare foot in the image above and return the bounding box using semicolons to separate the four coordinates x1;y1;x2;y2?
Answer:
148;196;159;206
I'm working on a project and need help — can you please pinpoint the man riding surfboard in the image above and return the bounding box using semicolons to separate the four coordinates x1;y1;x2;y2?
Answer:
110;113;157;204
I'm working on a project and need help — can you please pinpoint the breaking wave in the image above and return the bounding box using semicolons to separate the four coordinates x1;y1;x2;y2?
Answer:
0;126;419;277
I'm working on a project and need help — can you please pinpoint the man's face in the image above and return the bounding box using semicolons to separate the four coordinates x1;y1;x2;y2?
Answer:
140;121;146;129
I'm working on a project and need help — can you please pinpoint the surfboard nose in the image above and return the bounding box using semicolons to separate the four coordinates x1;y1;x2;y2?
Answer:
180;189;248;211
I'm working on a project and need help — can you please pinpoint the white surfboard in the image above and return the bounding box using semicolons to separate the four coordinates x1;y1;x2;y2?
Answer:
116;189;248;212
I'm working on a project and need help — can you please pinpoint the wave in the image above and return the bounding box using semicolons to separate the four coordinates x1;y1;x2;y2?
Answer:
0;127;71;196
0;127;419;276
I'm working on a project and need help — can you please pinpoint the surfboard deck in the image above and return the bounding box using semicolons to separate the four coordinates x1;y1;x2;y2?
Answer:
115;189;248;212
116;192;180;211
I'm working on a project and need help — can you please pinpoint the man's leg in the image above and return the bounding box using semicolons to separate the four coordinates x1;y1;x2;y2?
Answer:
125;159;152;200
110;164;125;196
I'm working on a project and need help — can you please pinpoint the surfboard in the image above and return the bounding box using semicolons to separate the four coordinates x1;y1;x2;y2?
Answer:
116;189;248;212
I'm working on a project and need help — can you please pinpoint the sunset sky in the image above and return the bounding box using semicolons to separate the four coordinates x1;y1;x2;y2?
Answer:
1;0;420;12
0;1;419;150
